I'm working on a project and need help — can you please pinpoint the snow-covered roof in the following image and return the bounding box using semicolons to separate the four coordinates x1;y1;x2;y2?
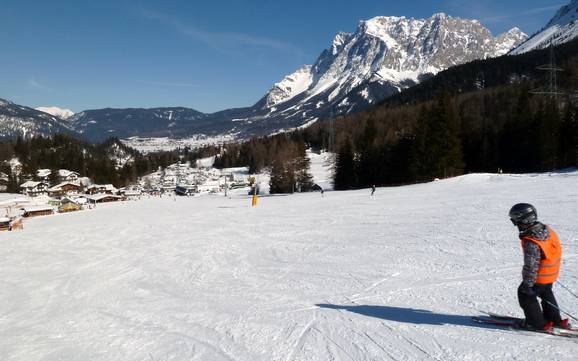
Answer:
58;169;80;177
21;206;53;213
37;169;51;177
81;194;122;201
87;184;117;191
48;182;81;192
20;181;46;188
60;196;80;204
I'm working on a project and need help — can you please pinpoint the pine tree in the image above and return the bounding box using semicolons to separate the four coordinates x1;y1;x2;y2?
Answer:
558;103;577;168
6;174;19;193
295;154;314;192
537;100;561;171
438;93;464;178
357;117;380;187
333;140;356;190
409;106;430;182
49;167;59;186
269;156;295;194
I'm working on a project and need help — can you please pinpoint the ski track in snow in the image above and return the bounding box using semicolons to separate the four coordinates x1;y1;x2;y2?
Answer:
1;172;578;360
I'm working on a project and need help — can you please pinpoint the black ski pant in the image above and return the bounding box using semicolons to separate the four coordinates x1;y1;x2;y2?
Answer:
518;282;562;329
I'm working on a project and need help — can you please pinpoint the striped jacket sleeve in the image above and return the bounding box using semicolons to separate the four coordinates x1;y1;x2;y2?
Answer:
522;239;542;287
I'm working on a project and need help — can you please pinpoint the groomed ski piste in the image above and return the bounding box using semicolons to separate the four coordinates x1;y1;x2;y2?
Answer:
1;170;578;360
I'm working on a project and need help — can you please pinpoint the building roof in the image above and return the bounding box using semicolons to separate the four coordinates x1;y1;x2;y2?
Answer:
87;184;117;191
37;169;51;177
82;194;122;201
20;181;47;188
60;196;80;204
58;169;80;177
21;206;54;213
0;217;10;223
48;182;81;192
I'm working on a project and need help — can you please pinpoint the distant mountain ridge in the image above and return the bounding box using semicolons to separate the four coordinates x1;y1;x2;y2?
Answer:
67;107;210;142
0;99;74;140
35;106;75;120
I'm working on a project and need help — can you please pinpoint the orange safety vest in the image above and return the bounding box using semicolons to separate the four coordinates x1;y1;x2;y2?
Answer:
521;227;562;284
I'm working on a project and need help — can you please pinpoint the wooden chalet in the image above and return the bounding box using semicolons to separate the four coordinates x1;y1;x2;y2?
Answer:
87;184;118;195
58;170;80;182
83;194;122;204
48;182;82;198
36;169;52;182
58;202;82;213
20;181;49;197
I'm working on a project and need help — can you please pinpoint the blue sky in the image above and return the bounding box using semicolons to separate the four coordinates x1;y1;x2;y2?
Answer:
0;0;566;113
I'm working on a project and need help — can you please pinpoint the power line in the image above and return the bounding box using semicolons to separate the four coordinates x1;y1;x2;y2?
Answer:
530;44;565;102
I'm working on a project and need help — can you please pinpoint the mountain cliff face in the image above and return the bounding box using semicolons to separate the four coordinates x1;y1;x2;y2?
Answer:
511;0;578;54
0;99;74;140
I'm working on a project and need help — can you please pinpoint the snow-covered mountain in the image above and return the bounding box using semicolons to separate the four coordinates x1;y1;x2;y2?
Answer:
243;14;527;124
35;106;75;120
67;107;212;142
511;0;578;54
0;98;74;139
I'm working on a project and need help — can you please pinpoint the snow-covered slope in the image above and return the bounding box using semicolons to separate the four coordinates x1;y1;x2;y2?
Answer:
511;0;578;54
0;98;74;139
35;106;75;120
2;171;577;360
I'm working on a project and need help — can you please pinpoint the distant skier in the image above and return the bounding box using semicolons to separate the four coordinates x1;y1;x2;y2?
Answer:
321;189;324;198
509;203;570;331
371;185;376;196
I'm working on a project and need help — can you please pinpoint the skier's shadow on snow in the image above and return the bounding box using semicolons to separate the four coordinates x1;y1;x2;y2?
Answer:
316;304;495;329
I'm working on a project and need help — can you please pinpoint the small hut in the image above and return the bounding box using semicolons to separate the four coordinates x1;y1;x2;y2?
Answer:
58;202;82;213
0;217;10;231
21;206;54;218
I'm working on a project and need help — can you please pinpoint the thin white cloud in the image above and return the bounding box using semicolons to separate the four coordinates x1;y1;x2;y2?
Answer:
27;77;53;92
139;9;305;57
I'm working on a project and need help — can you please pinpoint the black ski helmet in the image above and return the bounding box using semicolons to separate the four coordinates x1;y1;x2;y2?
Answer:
509;203;537;226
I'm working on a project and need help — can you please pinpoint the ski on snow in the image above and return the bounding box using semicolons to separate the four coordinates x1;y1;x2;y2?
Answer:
478;310;578;332
472;314;578;338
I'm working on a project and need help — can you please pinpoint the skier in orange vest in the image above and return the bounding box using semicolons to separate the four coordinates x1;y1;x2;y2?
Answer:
509;203;570;331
